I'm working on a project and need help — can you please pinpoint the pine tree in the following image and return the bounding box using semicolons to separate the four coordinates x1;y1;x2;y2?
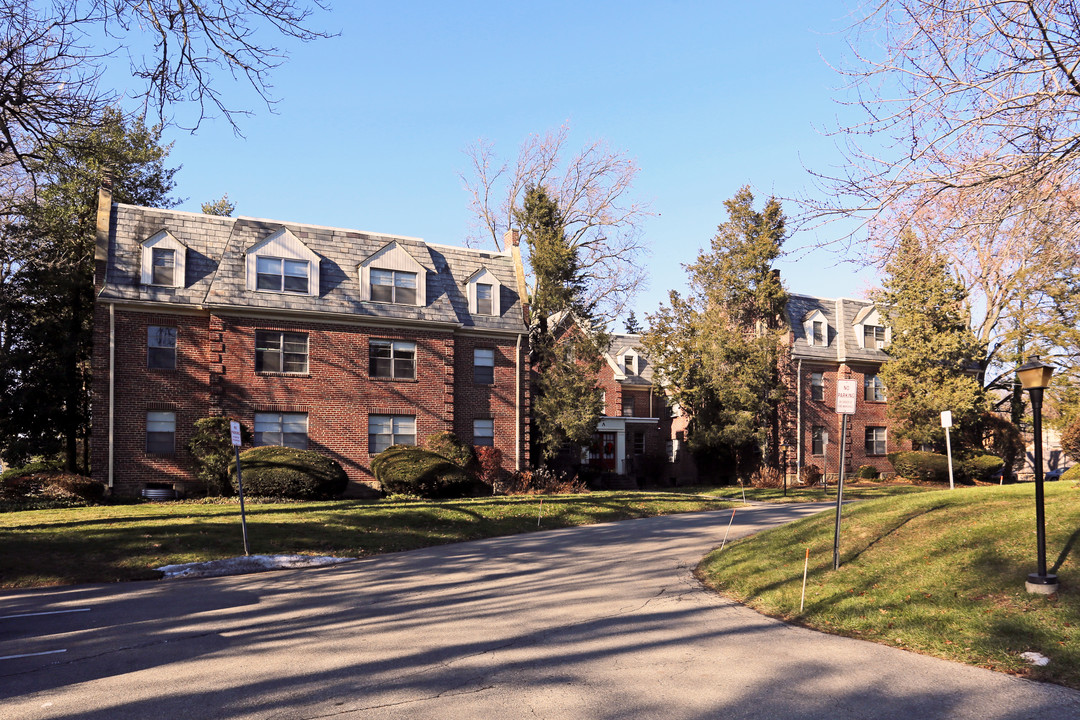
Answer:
201;193;235;216
624;311;643;334
0;110;178;469
644;186;788;479
517;185;606;461
874;230;987;446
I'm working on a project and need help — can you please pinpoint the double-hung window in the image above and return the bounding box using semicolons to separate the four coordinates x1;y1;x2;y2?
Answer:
371;269;417;304
813;321;826;346
633;432;645;455
474;348;495;384
254;412;309;449
256;257;310;293
622;395;636;418
473;419;494;447
476;283;493;315
147;326;177;369
864;324;886;348
811;426;827;455
865;427;887;456
370;339;416;380
865;374;886;402
369;415;416;453
255;331;309;374
810;372;824;402
146;411;176;454
151;248;176;286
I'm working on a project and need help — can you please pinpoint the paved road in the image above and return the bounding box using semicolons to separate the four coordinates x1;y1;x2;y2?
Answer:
2;503;1079;719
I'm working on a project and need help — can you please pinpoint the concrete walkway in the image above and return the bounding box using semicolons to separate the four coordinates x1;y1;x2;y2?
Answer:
2;503;1078;719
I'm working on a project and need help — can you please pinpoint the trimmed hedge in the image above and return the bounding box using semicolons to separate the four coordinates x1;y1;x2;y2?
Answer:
958;454;1005;483
887;451;951;483
423;431;476;470
229;446;348;499
1061;465;1080;483
856;464;880;480
372;445;474;498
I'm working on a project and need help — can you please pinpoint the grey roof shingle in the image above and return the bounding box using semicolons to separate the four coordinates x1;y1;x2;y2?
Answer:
787;292;888;364
99;205;526;333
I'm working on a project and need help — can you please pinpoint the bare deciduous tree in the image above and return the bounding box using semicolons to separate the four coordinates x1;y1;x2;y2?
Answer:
461;124;651;323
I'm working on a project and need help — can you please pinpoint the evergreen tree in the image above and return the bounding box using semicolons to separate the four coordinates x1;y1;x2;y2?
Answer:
874;230;987;447
0;109;178;469
201;193;235;216
624;311;643;334
644;186;788;480
517;185;606;461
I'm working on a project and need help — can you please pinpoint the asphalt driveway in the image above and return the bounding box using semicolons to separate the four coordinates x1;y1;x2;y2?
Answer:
2;502;1078;719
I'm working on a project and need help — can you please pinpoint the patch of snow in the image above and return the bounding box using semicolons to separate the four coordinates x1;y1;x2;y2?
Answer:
157;554;353;579
1020;651;1050;667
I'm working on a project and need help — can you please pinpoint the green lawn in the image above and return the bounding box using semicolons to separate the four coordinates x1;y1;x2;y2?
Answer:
0;491;733;588
697;482;1080;688
669;479;936;503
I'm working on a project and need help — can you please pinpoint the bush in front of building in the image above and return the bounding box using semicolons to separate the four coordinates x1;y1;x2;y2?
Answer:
372;445;475;498
229;446;348;499
856;465;880;480
473;446;505;491
188;417;251;496
957;454;1005;483
424;431;477;470
500;466;588;495
887;451;951;483
799;464;822;486
1061;465;1080;483
749;466;783;488
1;467;105;509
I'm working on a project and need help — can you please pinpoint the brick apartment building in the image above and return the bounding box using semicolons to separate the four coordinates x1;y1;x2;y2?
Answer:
784;293;901;481
91;188;530;497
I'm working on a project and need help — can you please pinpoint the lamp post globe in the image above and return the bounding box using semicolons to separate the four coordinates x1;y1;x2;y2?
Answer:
1017;357;1058;594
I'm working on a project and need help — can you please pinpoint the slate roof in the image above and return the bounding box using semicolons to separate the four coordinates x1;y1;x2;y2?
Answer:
606;333;656;386
785;292;888;364
98;204;526;333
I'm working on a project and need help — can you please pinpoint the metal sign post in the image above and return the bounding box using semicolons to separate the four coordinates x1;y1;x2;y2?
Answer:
231;420;250;556
833;379;858;571
941;410;955;490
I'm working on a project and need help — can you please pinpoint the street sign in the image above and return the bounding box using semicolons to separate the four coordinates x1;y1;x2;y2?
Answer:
230;420;242;447
941;411;953;428
836;379;858;415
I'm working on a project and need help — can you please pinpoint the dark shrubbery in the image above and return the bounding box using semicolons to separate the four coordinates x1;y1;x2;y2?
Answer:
856;465;880;480
1062;417;1080;462
501;466;588;495
230;446;348;499
1;468;105;509
188;417;251;496
372;445;475;498
474;446;505;490
424;431;476;470
958;454;1005;483
799;464;822;486
887;451;951;483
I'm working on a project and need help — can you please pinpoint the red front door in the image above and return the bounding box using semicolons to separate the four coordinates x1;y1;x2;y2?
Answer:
589;432;617;471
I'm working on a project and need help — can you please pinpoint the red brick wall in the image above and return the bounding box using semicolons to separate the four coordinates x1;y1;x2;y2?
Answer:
93;308;527;496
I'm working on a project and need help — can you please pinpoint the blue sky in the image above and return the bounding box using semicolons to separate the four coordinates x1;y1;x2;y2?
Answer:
144;0;879;326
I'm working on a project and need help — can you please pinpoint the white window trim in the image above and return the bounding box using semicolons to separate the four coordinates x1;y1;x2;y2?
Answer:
359;241;427;307
473;418;495;446
245;228;320;296
465;267;502;317
140;230;187;288
854;307;891;350
254;411;309;449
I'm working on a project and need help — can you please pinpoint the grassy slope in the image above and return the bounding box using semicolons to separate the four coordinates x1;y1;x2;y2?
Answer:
0;492;732;588
697;482;1080;688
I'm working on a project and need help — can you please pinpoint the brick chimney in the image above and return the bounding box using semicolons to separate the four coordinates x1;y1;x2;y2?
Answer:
504;228;521;248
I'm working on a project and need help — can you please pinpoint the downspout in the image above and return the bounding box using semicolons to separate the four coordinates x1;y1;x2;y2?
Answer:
515;333;522;470
796;358;803;478
108;302;115;489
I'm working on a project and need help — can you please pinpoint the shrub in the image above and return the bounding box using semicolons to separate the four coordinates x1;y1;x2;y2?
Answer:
887;451;951;483
799;464;822;486
0;459;62;484
980;413;1024;475
188;417;251;496
1062;417;1080;462
473;446;505;490
501;466;588;495
1;470;104;508
856;465;880;480
371;445;474;498
424;431;476;469
230;446;348;499
958;454;1005;484
1062;465;1080;483
749;466;783;488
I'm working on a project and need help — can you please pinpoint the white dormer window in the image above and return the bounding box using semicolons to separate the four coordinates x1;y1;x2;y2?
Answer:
466;267;502;317
360;241;427;307
617;347;640;376
804;310;829;347
624;353;637;375
853;306;891;349
140;230;187;288
246;228;320;297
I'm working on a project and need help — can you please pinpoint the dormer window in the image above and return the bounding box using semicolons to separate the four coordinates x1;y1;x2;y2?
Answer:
864;324;886;349
140;230;187;288
371;269;417;304
466;267;502;317
813;321;825;345
804;309;830;348
257;257;310;294
152;248;175;286
476;283;494;315
245;228;320;297
624;354;636;375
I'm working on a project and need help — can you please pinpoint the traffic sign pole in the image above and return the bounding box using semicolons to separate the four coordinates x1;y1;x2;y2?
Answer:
833;379;858;571
230;420;250;556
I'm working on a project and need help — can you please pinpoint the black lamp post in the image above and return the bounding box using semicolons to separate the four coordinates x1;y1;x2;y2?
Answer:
1017;356;1058;594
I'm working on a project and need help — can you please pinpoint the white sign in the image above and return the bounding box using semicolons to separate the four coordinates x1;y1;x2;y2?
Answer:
941;410;953;428
836;379;858;415
230;420;242;447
